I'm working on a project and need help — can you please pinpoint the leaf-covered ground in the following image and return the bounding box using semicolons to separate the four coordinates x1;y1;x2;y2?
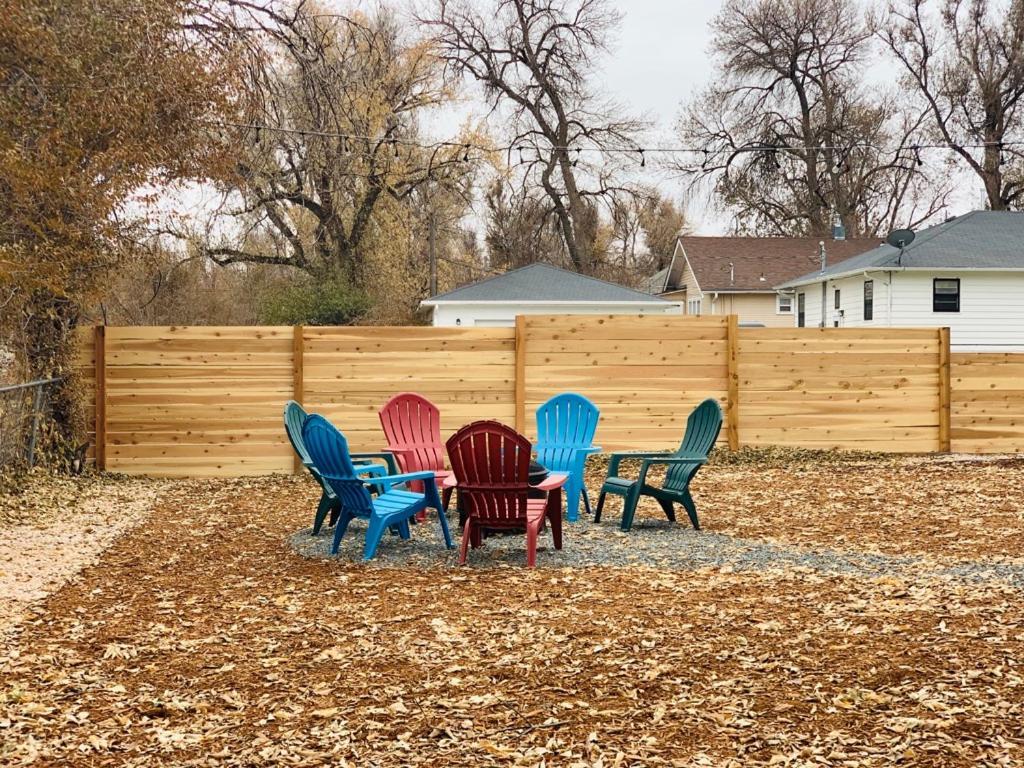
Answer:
2;455;1023;766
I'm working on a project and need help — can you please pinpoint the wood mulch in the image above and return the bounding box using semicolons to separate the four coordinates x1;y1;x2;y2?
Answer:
2;455;1024;766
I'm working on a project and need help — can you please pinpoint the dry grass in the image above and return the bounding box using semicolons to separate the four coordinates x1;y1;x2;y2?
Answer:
1;456;1023;766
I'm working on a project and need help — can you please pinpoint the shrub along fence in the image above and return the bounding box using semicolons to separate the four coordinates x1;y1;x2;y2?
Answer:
73;317;1022;477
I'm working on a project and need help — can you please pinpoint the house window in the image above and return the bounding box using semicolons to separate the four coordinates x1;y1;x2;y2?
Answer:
776;294;793;314
933;278;960;312
833;288;841;327
863;280;873;321
687;298;701;315
834;288;841;309
797;293;806;327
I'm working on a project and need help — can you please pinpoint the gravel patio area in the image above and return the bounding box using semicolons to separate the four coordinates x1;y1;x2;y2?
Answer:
1;451;1023;766
291;451;1024;585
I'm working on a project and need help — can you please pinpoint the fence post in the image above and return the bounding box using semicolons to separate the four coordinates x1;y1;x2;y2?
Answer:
25;384;44;468
514;315;526;433
293;325;304;473
726;314;740;451
938;326;951;452
94;325;107;471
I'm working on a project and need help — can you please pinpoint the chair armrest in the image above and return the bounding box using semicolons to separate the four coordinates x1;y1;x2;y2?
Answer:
607;450;673;477
371;470;438;492
640;454;705;466
608;449;674;459
533;472;569;491
355;463;387;477
441;474;458;489
351;451;398;475
582;446;603;454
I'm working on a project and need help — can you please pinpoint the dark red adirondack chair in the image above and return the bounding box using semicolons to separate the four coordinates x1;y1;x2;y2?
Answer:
445;420;567;568
379;393;455;518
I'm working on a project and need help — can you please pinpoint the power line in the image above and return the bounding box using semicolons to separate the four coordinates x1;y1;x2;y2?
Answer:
196;118;1024;159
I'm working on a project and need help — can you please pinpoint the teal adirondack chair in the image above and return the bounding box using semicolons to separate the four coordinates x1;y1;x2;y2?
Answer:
302;414;453;559
283;401;398;535
533;392;601;522
595;398;723;532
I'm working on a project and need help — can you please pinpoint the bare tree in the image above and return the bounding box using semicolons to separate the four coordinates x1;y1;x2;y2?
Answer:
639;194;688;270
484;179;566;269
201;6;473;284
882;0;1024;210
677;0;950;237
423;0;645;273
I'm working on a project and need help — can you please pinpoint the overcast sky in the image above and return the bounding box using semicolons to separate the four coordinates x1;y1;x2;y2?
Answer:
595;0;724;232
408;0;985;235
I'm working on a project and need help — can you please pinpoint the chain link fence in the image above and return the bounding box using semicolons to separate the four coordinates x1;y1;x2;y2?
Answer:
0;378;62;470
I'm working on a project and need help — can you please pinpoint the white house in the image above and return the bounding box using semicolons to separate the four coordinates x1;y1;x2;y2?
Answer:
775;211;1024;351
421;263;681;327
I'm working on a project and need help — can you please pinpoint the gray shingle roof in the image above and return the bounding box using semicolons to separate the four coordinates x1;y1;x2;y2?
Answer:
777;211;1024;288
423;263;669;304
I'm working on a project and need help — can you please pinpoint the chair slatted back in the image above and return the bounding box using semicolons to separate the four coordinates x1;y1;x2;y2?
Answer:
534;392;600;473
302;414;374;516
379;392;446;474
446;421;531;524
665;399;723;490
284;400;313;465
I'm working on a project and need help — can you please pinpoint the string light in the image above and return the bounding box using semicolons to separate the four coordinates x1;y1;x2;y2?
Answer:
193;118;1024;166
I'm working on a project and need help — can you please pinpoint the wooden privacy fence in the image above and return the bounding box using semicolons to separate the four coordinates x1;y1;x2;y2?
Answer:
74;317;1024;477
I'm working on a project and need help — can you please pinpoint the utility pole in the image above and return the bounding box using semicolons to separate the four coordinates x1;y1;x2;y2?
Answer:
818;240;827;328
428;194;438;297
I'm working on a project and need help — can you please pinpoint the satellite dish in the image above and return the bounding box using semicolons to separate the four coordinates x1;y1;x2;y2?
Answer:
886;228;916;248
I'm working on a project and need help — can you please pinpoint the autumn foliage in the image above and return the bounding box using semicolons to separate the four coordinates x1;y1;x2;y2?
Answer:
0;0;237;461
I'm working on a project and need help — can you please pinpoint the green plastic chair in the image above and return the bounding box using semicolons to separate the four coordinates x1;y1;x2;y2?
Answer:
283;401;398;535
595;398;723;532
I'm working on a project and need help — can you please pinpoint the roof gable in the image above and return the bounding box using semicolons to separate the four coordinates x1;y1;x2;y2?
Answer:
425;263;669;304
666;236;880;293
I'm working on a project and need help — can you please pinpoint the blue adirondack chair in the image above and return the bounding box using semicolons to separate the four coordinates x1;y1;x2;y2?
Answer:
302;414;453;559
283;401;397;535
595;398;723;532
533;392;601;522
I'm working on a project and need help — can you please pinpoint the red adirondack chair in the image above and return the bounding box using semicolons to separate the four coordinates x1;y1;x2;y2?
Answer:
379;392;455;518
445;420;567;568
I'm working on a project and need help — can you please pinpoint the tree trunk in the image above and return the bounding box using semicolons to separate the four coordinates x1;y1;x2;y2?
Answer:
21;292;88;470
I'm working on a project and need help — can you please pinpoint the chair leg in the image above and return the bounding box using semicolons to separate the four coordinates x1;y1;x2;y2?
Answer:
621;488;641;532
363;516;389;560
582;485;593;517
327;499;342;528
594;491;606;523
397;519;411;540
436;503;453;549
681;489;700;530
564;477;581;523
657;498;676;522
331;510;353;555
441;486;454;513
547;488;563;550
459;518;473;565
312;492;334;536
525;522;539;568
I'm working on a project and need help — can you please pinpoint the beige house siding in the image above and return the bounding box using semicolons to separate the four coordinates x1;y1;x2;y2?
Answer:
708;293;793;327
662;289;793;327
